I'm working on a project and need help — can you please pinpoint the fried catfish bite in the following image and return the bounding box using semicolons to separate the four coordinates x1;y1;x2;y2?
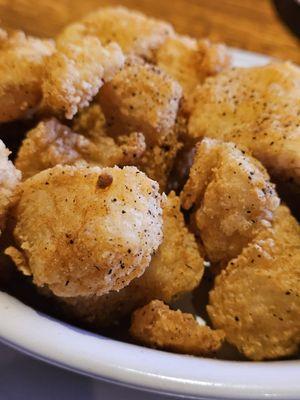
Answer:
98;57;182;144
208;205;300;360
181;138;280;264
75;102;182;191
41;35;124;119
59;192;204;327
130;300;225;356
155;36;230;110
15;118;145;179
5;165;163;297
189;62;300;183
0;29;54;123
58;6;174;59
97;58;183;189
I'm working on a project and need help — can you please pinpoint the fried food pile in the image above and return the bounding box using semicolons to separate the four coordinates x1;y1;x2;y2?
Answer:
0;6;299;361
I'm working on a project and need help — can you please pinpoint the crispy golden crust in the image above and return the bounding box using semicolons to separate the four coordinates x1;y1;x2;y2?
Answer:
137;133;182;191
58;6;174;59
189;62;300;183
181;138;280;264
197;39;231;78
16;118;146;179
0;30;54;123
138;192;204;301
130;300;225;356
59;192;204;327
16;119;92;179
41;35;124;119
6;165;163;297
74;102;182;191
0;140;21;233
208;205;300;361
155;36;230;110
72;103;107;140
98;58;182;145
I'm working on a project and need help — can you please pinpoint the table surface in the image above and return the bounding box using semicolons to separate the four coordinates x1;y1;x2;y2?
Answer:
0;0;299;63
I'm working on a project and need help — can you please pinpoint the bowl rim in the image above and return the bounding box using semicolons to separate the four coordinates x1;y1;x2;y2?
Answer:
1;290;300;400
1;48;299;400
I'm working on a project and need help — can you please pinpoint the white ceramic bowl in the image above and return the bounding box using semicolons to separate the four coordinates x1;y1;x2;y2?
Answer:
0;49;299;400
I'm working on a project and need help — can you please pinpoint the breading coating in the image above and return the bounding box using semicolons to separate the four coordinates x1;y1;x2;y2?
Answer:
181;138;280;264
138;192;204;302
208;206;300;360
59;192;204;327
137;133;183;191
72;103;107;140
0;30;54;123
0;140;21;233
155;36;230;109
74;102;182;191
98;58;182;144
68;101;179;191
130;300;225;356
15;118;146;179
5;165;163;297
58;6;174;59
189;62;300;183
42;35;124;119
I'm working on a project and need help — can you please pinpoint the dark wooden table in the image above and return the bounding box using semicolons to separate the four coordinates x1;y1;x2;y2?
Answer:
0;0;299;63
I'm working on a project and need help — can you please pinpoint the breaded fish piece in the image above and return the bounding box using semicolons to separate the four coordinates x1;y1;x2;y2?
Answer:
42;35;124;119
15;118;145;179
98;58;182;144
208;205;300;360
130;300;225;356
59;192;204;327
189;62;300;183
155;36;230;110
181;138;280;264
58;6;174;59
0;29;54;123
5;165;163;297
75;102;179;191
0;140;21;233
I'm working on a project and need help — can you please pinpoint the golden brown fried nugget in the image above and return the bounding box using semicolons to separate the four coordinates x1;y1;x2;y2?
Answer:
98;58;182;144
140;192;204;299
189;62;300;183
155;36;230;109
60;192;204;327
75;102;179;191
181;138;280;264
0;140;21;233
0;30;54;123
58;6;174;59
130;300;225;356
208;206;300;361
16;118;145;179
6;165;163;297
42;35;124;119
